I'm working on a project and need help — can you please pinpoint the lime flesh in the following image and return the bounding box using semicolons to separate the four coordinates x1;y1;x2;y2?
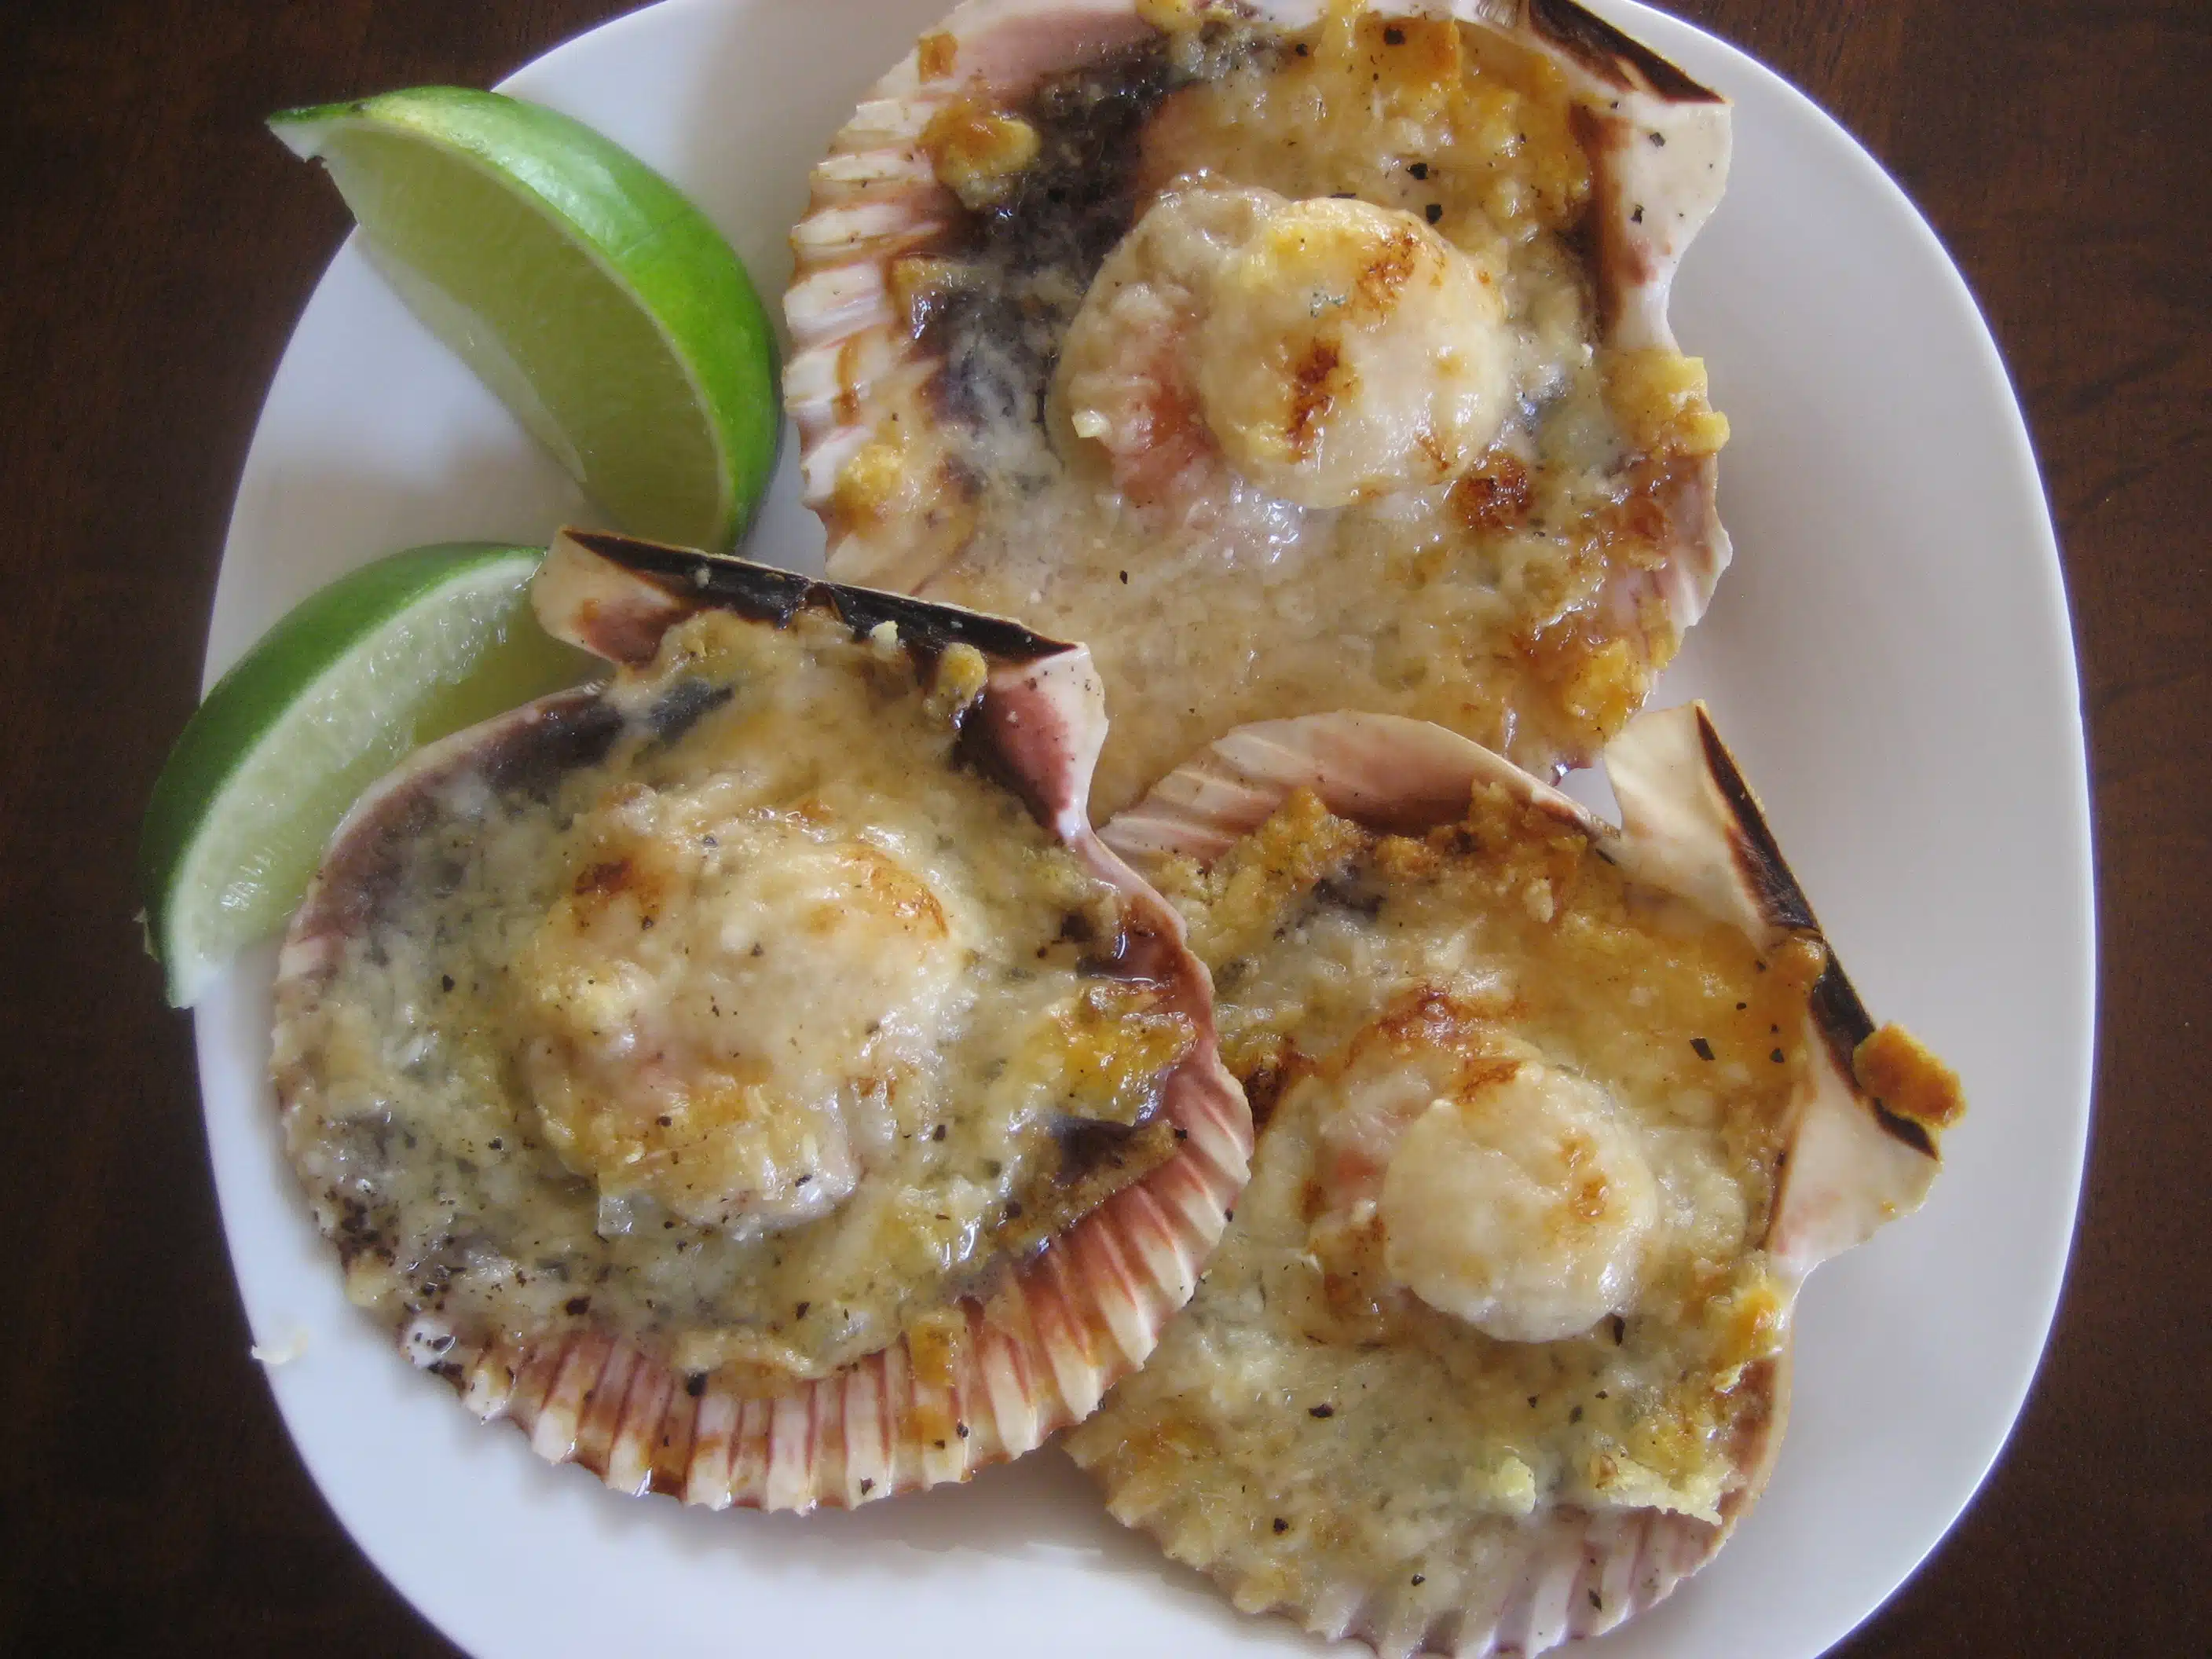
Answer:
141;544;597;1007
270;87;779;551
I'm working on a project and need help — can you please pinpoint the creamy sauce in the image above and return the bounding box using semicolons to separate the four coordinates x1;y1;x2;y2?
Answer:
1068;782;1809;1606
832;5;1727;816
273;610;1193;1386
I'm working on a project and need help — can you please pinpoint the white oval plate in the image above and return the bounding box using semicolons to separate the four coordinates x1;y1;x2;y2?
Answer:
196;2;2093;1654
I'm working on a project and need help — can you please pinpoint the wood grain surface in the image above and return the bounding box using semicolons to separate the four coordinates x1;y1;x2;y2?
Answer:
0;0;2203;1652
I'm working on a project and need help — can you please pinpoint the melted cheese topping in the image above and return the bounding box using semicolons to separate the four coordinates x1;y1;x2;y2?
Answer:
273;610;1194;1386
517;802;977;1236
844;4;1727;815
1068;783;1809;1605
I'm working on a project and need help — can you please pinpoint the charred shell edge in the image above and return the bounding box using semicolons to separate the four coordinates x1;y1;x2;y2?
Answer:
1602;704;1944;1276
1521;0;1722;102
783;0;1733;621
273;529;1254;1513
539;526;1075;668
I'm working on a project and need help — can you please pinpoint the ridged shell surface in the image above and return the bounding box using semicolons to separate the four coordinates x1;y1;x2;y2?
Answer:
269;529;1252;1514
1065;705;1956;1655
786;0;1738;816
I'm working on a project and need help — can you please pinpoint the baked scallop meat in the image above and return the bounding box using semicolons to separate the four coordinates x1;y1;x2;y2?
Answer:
788;0;1734;816
1064;705;1963;1655
269;528;1250;1511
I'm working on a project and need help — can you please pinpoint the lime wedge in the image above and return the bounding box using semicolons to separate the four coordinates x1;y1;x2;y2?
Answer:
270;87;778;551
141;544;598;1008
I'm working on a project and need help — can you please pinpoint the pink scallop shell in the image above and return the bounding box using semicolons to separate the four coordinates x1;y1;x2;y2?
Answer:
1071;705;1949;1654
785;0;1734;628
270;528;1252;1513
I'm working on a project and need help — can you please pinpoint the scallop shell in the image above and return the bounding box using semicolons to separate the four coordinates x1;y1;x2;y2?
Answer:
270;528;1251;1512
786;0;1733;617
1070;704;1954;1655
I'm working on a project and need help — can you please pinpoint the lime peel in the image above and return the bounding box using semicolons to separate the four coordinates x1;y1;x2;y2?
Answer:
141;543;596;1007
269;86;780;551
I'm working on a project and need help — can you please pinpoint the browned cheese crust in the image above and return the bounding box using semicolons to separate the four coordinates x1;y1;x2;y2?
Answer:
1069;778;1822;1640
798;1;1731;816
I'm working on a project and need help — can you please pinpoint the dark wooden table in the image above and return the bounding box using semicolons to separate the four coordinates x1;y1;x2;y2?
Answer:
2;1;2203;1652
